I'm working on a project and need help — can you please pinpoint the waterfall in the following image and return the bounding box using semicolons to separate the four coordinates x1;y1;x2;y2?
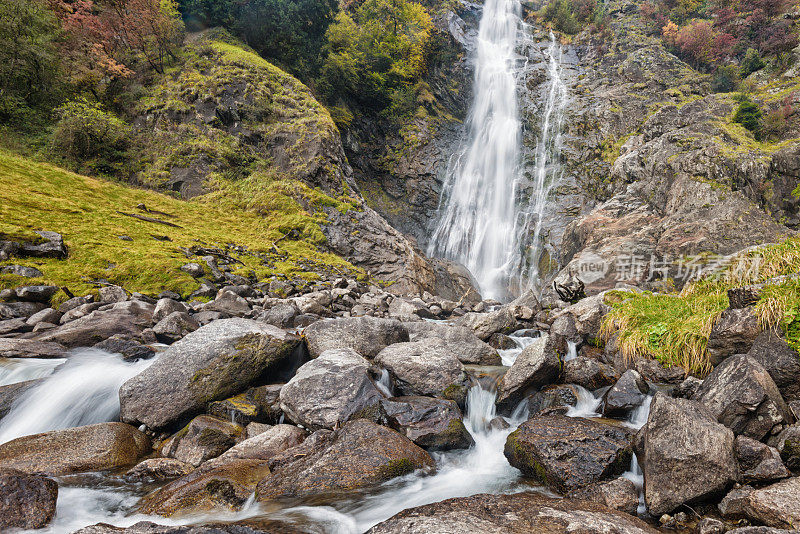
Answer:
428;0;568;300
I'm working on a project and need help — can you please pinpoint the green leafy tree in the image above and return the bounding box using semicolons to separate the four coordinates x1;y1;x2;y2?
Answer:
0;0;61;125
711;65;740;93
543;0;580;34
740;48;765;77
733;93;764;139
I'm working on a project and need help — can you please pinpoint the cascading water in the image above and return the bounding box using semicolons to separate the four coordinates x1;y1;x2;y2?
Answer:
428;0;568;300
0;349;154;444
0;357;65;386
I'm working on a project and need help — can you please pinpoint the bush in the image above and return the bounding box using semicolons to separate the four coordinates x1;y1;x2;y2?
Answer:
740;48;765;77
762;97;794;141
544;0;580;34
733;93;764;139
711;65;740;93
51;99;132;174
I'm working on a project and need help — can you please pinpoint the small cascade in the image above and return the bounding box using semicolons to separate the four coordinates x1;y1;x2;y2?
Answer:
498;330;540;366
565;385;603;418
375;368;393;397
622;394;654;516
564;340;578;362
0;357;65;387
0;349;154;444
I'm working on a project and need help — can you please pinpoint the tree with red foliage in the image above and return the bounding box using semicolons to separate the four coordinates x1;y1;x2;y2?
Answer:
675;20;716;67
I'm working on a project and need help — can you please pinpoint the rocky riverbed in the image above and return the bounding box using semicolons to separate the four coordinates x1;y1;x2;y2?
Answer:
0;275;798;533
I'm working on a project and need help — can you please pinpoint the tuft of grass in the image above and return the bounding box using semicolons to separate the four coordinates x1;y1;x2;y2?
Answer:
0;150;358;304
601;236;800;375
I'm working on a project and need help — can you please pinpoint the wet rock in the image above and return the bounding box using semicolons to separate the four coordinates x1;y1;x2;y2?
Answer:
697;518;726;534
563;356;619;391
161;415;243;466
525;384;583;414
279;348;383;430
124;458;194;482
35;300;155;348
672;376;703;399
568;476;640;515
208;384;284;426
0;380;39;419
74;520;307;533
504;415;632;493
0;265;43;278
0;468;58;530
138;459;272;517
633;358;686;384
0;422;150;475
405;321;500;365
707;307;761;366
152;311;200;343
0;338;65;358
719;485;754;518
258;302;299;329
457;307;518;341
603;370;649;417
99;285;128;303
637;393;737;516
746;330;800;400
15;285;59;303
119;319;299;430
694;354;792;440
303;316;409;359
152;298;189;323
381;396;474;451
93;336;155;361
375;339;468;398
256;419;434;500
727;528;796;534
213;424;306;464
776;423;800;470
245;422;271;439
496;335;560;411
735;435;791;484
365;492;658;533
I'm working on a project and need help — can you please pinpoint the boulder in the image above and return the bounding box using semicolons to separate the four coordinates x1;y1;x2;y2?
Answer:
381;396;474;451
138;459;272;517
375;339;468;398
672;376;703;399
35;300;155;348
365;492;658;534
303;316;409;358
58;301;103;323
99;285;128;303
404;322;500;365
551;294;610;341
119;319;300;430
725;478;800;529
208;384;283;426
204;290;251;316
256;420;434;500
735;435;791;484
75;520;304;534
124;458;194;482
152;298;189;323
0;338;65;358
694;354;792;440
15;285;59;303
563;356;619;391
258;302;299;329
746;330;800;400
161;415;243;466
457;307;518;341
637;393;737;516
18;231;67;259
525;384;583;415
213;424;306;464
180;263;205;278
0;318;30;335
776;423;800;470
93;336;155;361
567;477;640;515
0;265;43;278
496;335;560;411
0;469;58;530
0;301;45;320
603;370;649;417
504;415;632;493
279;348;383;430
707;307;761;366
25;307;61;326
0;422;150;475
152;311;200;343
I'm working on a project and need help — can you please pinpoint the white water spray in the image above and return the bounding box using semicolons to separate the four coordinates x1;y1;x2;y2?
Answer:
0;358;65;387
0;349;154;443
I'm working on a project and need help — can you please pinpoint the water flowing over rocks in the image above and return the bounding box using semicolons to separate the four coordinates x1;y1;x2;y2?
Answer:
255;419;435;501
504;415;633;493
279;348;383;430
0;422;150;475
119;319;299;430
636;393;738;516
365;492;659;534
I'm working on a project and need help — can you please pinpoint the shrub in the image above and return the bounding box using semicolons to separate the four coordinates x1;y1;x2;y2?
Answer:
543;0;580;34
733;93;764;139
711;65;740;93
740;48;765;77
50;99;132;174
762;96;795;141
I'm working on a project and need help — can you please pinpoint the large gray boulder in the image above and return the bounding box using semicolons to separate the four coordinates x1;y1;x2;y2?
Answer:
567;477;640;515
0;422;150;475
694;354;792;440
375;339;468;398
303;316;409;358
365;492;659;534
504;415;632;493
256;419;435;501
496;335;560;411
719;478;800;529
119;319;299;430
549;293;610;341
603;370;649;417
0;338;66;358
707;307;761;366
382;396;474;451
404;321;500;365
735;435;791;484
457;307;518;341
35;300;155;348
279;348;383;430
746;330;800;400
563;356;619;390
637;393;738;516
213;424;306;464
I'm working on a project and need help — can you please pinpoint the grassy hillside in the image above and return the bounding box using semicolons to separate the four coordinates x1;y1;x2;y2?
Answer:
0;150;358;303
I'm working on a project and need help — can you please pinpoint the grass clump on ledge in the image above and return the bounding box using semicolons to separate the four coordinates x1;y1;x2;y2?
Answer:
600;237;800;376
0;150;358;303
